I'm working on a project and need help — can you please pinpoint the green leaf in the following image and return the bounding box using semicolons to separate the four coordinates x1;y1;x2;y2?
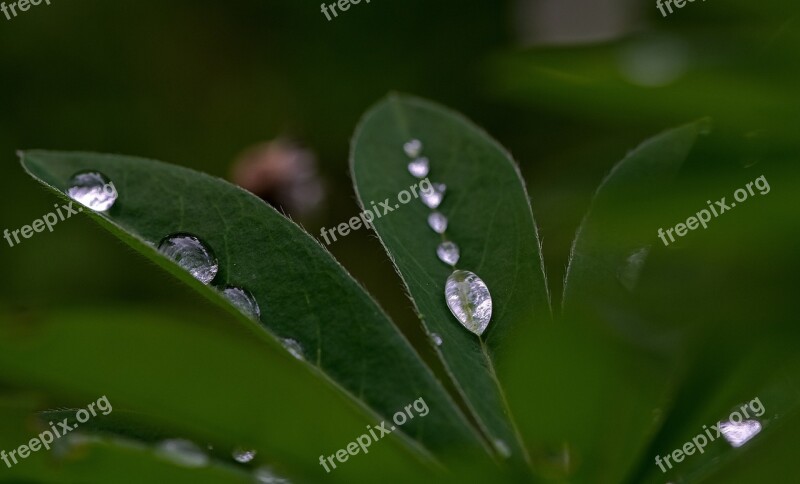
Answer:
350;94;551;469
0;308;439;482
563;119;710;307
18;150;487;461
552;120;708;482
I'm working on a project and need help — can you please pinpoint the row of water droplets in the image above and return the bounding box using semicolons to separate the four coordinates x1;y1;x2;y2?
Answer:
403;140;493;338
71;435;287;483
156;439;288;482
405;140;502;457
64;170;305;360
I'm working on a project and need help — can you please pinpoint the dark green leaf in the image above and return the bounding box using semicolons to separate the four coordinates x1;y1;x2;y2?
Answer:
18;150;486;461
350;94;551;470
0;308;439;482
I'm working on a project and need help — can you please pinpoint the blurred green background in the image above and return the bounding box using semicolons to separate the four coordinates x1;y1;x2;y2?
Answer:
0;0;799;481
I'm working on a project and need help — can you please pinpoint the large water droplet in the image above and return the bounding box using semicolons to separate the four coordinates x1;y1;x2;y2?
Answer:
421;183;446;209
428;212;448;234
437;241;460;266
222;286;261;320
407;157;430;178
158;234;219;285
156;439;209;468
403;139;422;158
430;333;443;347
233;447;257;463
66;171;118;212
445;270;493;336
253;466;290;483
720;420;762;447
281;338;304;360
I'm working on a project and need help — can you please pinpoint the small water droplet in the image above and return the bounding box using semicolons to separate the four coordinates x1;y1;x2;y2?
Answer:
445;270;493;336
420;183;446;209
66;171;118;212
158;234;219;285
253;466;291;483
222;286;261;320
281;338;304;360
403;139;422;158
431;333;443;346
720;420;762;447
618;246;650;292
493;439;511;458
407;157;430;178
156;439;209;468
233;447;257;463
427;212;448;234
437;241;460;266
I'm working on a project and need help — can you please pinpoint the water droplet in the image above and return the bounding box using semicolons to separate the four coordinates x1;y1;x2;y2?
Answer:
158;234;219;285
431;333;443;346
493;439;511;458
720;420;762;447
233;447;257;463
156;439;209;468
407;157;430;178
253;466;290;483
618;246;650;292
427;211;448;234
403;139;422;158
66;171;118;212
437;241;460;266
281;338;304;360
445;270;493;336
420;183;446;209
222;286;261;320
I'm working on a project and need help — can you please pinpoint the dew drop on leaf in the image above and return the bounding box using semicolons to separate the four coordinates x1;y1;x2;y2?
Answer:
427;211;448;234
445;270;493;336
493;439;511;458
407;157;430;178
156;439;209;468
431;333;443;347
158;233;219;285
403;139;422;158
281;338;304;360
437;241;460;266
66;171;118;212
720;420;762;447
617;246;650;292
232;447;257;463
222;286;261;320
421;183;446;209
253;466;291;483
